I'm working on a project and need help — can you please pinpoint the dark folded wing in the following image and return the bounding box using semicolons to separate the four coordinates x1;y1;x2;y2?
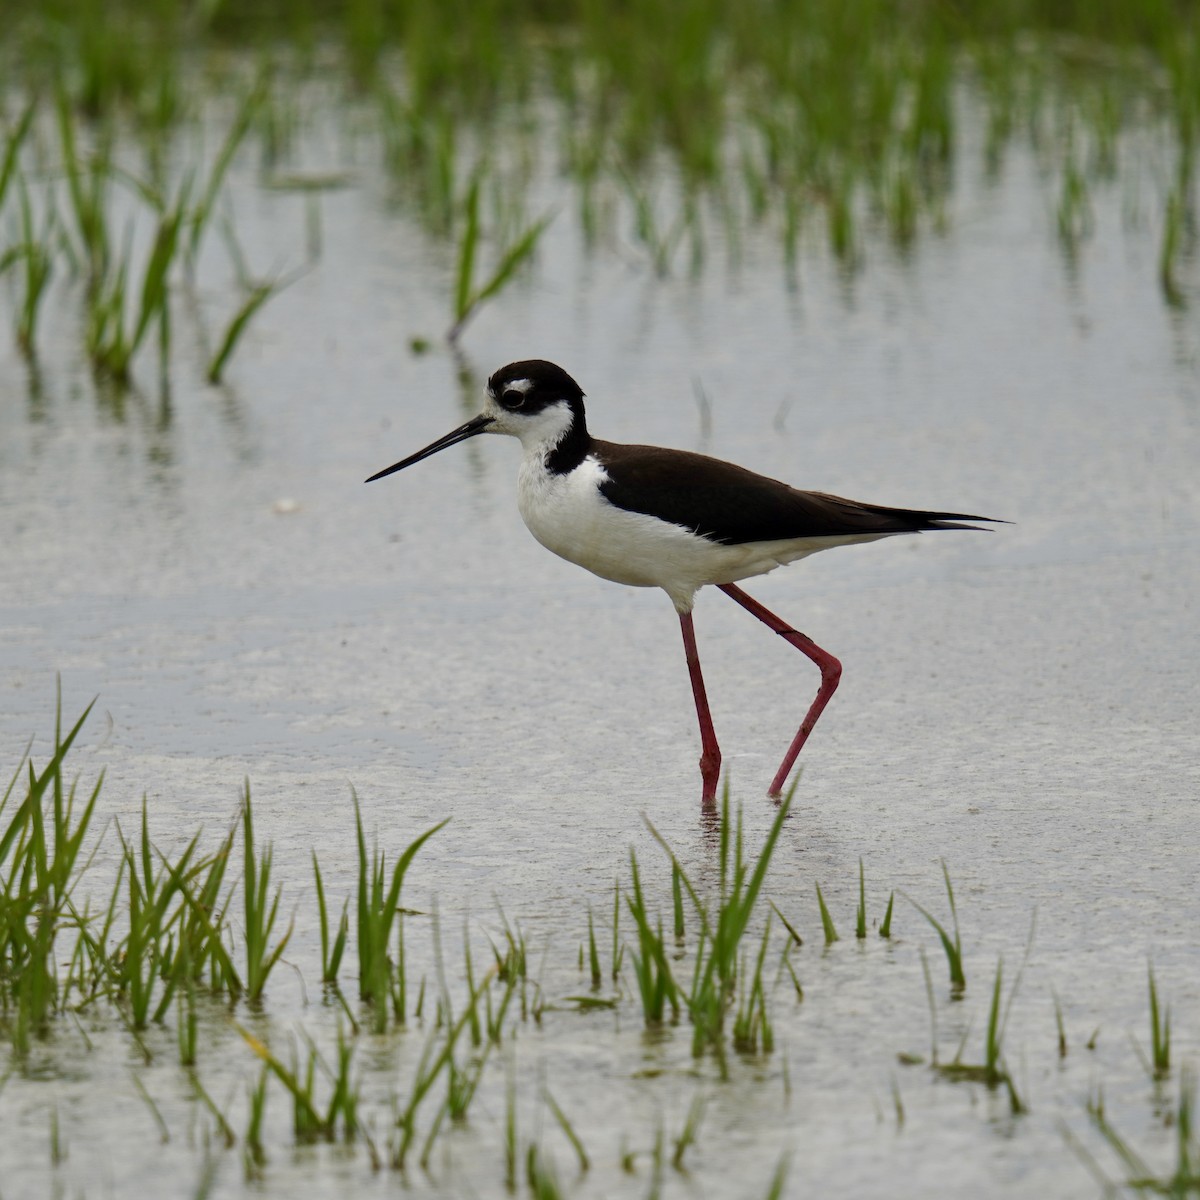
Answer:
593;442;1001;545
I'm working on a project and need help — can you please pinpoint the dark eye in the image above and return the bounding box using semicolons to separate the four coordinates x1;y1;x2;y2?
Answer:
501;389;526;409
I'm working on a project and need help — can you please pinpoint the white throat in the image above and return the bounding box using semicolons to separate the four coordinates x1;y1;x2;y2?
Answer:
486;398;577;460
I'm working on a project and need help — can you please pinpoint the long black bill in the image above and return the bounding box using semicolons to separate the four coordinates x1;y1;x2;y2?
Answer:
365;413;496;483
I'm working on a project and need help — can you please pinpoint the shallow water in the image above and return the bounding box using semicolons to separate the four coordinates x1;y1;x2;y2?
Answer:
1;91;1199;1199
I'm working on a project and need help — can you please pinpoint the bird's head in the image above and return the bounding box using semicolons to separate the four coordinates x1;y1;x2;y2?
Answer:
365;359;586;482
482;359;586;447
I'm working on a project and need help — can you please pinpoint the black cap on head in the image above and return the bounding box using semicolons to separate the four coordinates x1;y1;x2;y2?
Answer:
488;360;585;405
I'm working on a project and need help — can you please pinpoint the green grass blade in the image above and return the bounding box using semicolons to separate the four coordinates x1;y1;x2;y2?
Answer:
0;98;36;212
815;881;838;945
452;173;481;325
206;279;278;383
467;211;553;311
879;891;894;939
544;1089;589;1172
855;858;866;939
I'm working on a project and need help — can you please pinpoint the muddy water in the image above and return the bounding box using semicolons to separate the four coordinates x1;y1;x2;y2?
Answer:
1;99;1198;1198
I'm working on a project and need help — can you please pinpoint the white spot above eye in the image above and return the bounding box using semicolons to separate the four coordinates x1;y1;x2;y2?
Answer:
489;376;532;400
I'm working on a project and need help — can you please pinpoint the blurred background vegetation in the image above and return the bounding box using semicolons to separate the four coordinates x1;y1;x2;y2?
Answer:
1;0;1197;379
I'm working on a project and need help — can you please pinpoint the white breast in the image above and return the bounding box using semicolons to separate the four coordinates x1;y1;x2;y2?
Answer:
515;454;885;612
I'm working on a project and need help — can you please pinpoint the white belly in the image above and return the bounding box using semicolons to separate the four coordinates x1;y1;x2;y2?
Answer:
516;456;887;611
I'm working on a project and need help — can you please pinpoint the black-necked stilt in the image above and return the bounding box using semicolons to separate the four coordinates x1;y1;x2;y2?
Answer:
368;359;1000;804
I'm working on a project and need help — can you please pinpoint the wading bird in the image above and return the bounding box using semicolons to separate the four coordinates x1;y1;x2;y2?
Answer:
368;359;999;803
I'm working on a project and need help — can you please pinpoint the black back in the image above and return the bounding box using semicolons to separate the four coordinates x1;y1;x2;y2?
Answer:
594;442;997;544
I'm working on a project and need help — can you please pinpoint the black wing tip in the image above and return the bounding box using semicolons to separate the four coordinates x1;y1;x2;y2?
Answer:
923;515;1010;532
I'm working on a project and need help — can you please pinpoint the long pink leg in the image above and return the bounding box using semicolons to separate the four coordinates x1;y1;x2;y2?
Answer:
717;583;842;797
679;611;721;804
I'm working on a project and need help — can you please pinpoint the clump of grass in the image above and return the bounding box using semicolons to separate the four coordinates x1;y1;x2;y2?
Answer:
483;955;518;1040
354;791;447;1032
84;177;190;382
732;917;774;1055
240;1024;360;1143
1068;1065;1200;1195
624;850;680;1026
100;782;295;1026
418;1030;494;1167
928;913;1033;1112
1;179;56;358
645;789;791;1061
113;799;198;1029
933;957;1024;1112
0;693;101;1050
240;784;293;1004
982;960;1021;1106
389;969;494;1170
55;87;113;289
490;910;527;986
5;87;291;387
168;822;239;999
491;908;541;1022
